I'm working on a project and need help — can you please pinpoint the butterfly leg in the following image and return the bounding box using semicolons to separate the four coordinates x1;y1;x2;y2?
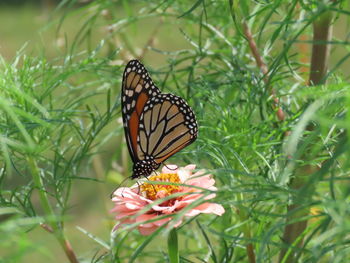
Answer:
110;176;132;199
163;162;178;171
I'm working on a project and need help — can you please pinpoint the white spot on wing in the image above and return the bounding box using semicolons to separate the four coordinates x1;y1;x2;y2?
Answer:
127;89;134;97
135;84;142;93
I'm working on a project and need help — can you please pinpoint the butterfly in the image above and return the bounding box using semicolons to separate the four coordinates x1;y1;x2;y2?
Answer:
121;60;198;179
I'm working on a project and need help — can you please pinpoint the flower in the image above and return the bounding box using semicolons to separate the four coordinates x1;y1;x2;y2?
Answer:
110;164;225;235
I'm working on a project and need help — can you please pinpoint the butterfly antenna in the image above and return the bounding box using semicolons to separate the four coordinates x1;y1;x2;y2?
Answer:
110;176;132;199
136;180;143;195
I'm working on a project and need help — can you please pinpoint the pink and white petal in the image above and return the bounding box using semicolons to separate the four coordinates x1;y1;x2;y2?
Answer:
136;214;173;236
184;164;196;171
166;200;192;212
178;169;190;183
138;225;159;236
113;188;154;204
114;210;137;219
112;187;137;199
154;196;198;213
163;197;203;213
110;204;132;213
172;219;183;228
209;204;225;215
111;198;149;215
150;203;173;212
110;202;146;217
184;209;202;217
186;203;225;216
187;170;205;180
181;193;203;201
178;165;196;182
125;202;143;210
135;214;158;228
161;164;178;174
186;175;215;188
203;193;217;200
165;218;183;229
152;217;172;227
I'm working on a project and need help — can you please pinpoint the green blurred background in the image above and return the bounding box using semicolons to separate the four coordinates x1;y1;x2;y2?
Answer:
2;1;114;262
0;3;110;262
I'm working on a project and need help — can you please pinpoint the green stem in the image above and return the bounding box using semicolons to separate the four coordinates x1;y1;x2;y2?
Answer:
28;157;57;231
236;194;256;263
28;157;79;263
168;228;179;263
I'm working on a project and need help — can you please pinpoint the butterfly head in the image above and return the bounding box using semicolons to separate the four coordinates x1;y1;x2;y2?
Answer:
131;157;160;179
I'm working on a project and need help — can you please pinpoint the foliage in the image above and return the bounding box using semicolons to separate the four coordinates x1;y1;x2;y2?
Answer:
1;0;350;262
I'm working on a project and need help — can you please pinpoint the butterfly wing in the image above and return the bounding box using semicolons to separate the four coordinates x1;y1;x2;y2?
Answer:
137;94;198;166
121;60;198;179
121;60;160;162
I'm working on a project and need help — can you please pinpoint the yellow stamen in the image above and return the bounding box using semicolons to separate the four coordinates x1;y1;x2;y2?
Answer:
141;173;181;200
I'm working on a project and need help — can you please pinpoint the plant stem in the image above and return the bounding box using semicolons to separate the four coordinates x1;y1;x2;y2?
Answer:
28;157;57;230
168;228;179;263
239;213;256;263
236;194;256;263
28;157;79;263
242;22;285;122
137;18;164;60
279;5;334;263
308;10;333;85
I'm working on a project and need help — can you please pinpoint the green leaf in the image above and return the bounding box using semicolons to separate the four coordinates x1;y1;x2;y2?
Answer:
178;0;203;18
168;228;179;263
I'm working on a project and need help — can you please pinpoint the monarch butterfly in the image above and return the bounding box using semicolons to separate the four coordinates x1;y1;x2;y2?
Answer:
121;60;198;179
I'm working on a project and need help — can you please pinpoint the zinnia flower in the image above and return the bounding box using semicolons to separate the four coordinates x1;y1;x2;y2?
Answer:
110;164;225;235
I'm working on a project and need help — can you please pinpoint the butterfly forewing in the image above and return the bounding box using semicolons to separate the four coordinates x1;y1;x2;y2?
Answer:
121;60;198;179
121;60;160;162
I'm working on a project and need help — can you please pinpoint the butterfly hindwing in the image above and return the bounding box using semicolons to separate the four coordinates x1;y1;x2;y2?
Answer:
137;94;197;165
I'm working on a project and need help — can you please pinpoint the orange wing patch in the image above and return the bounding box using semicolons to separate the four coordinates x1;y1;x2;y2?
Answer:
136;92;148;115
128;92;149;156
129;112;139;155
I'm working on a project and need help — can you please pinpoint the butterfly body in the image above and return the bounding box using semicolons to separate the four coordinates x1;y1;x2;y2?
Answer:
121;60;198;179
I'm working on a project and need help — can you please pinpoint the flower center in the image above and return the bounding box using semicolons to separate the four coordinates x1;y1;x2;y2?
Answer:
141;173;181;200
